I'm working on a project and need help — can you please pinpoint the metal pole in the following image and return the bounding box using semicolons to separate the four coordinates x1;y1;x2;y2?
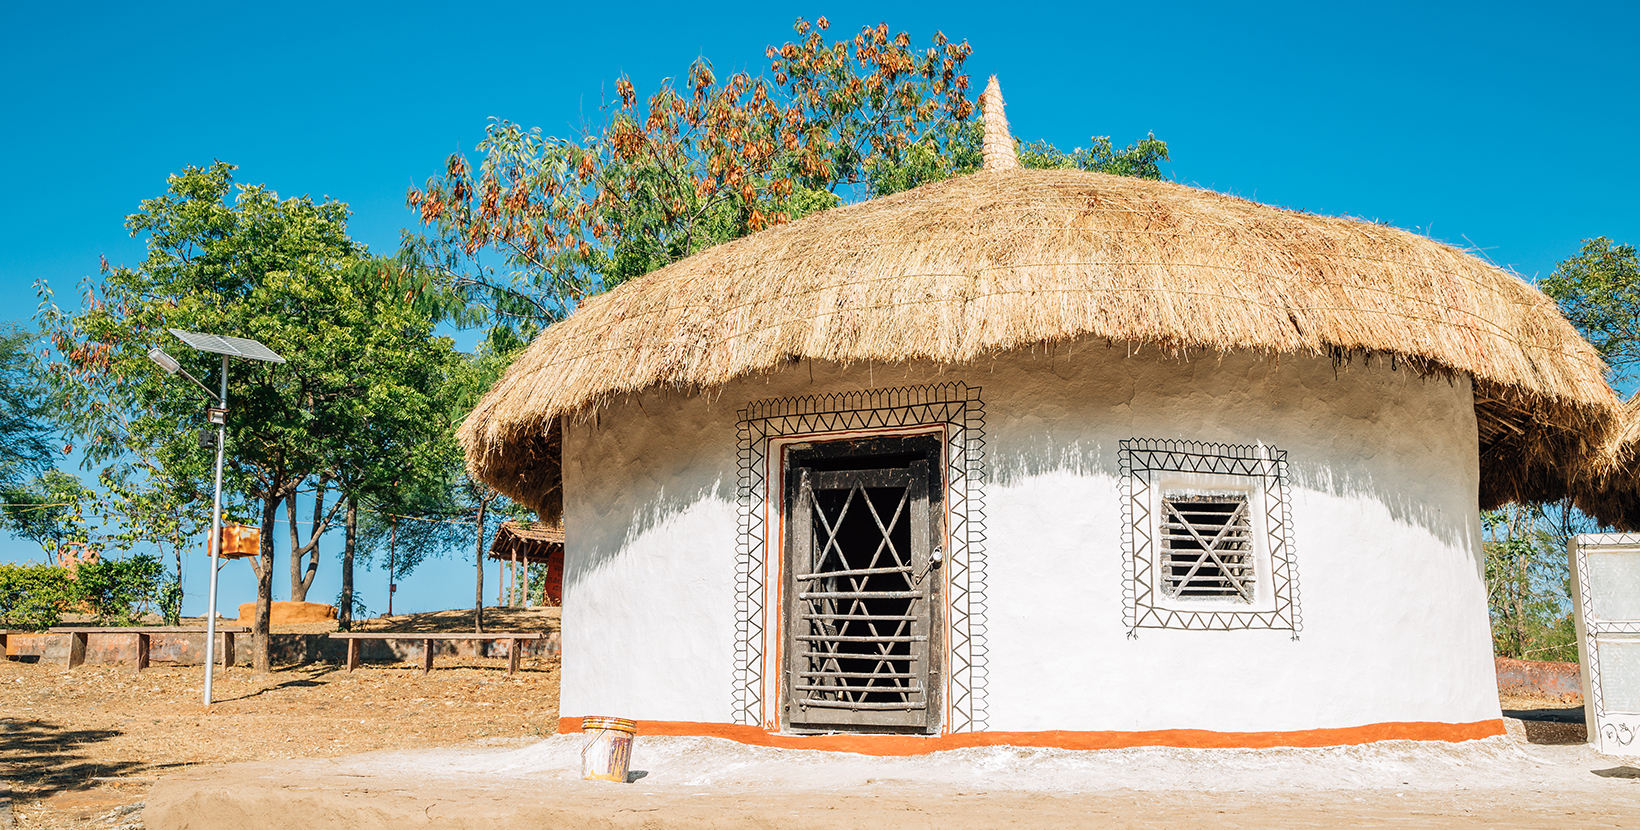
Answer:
202;354;229;705
387;519;396;617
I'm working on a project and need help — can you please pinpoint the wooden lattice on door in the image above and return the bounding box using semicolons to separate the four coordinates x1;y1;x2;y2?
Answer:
785;449;940;733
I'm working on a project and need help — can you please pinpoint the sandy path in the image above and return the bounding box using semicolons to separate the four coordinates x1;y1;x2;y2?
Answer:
143;734;1640;829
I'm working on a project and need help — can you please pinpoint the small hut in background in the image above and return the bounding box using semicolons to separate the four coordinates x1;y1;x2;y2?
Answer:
488;521;564;607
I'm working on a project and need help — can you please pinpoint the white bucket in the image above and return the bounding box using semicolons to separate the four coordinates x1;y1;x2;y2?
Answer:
580;716;637;782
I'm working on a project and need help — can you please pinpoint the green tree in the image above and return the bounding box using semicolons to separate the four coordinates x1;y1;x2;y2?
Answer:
1483;505;1579;661
333;342;528;632
320;258;464;629
0;324;59;519
93;437;214;624
37;162;454;669
864;120;1169;197
1541;237;1640;386
0;469;98;553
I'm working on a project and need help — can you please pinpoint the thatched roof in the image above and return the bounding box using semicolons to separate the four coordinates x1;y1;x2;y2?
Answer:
462;82;1624;525
1575;396;1640;529
487;520;564;563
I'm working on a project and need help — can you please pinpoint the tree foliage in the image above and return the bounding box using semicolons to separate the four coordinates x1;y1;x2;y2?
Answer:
0;563;78;629
36;162;459;667
406;17;976;344
406;18;1175;343
0;324;56;496
0;468;97;551
1541;237;1640;386
72;553;166;626
862;119;1170;197
0;554;167;630
1483;505;1581;662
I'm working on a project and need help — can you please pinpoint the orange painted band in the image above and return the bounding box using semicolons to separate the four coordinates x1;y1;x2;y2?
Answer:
555;717;1505;755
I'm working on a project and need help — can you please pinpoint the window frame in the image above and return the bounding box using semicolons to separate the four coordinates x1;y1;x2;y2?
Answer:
1121;438;1301;635
781;440;943;735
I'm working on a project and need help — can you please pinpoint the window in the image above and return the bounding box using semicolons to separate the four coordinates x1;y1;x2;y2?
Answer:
1161;494;1254;601
1122;439;1300;634
783;435;943;734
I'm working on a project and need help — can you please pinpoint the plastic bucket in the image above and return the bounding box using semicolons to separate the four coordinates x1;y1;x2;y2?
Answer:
580;716;638;782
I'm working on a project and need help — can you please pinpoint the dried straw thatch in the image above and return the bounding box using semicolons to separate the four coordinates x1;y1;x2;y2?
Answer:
1576;396;1640;529
462;84;1623;525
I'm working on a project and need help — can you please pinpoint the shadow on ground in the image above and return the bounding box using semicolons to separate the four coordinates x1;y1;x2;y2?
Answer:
212;663;342;703
0;718;150;798
1504;706;1588;745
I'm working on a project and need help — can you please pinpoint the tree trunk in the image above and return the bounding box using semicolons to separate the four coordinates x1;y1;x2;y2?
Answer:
287;482;331;604
287;491;307;603
254;493;279;672
474;495;487;634
340;496;357;631
171;533;184;624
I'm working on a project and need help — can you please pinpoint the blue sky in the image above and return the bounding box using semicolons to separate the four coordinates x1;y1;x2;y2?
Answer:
3;1;1637;615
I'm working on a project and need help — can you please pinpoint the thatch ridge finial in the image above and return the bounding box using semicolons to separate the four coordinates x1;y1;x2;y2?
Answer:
981;76;1019;172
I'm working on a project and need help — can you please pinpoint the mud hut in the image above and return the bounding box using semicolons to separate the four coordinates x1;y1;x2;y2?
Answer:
461;78;1626;752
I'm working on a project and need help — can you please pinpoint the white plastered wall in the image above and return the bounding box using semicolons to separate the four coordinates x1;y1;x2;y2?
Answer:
559;344;1497;733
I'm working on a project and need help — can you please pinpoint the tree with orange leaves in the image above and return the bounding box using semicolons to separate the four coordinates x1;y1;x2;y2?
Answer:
405;17;975;348
406;18;1169;346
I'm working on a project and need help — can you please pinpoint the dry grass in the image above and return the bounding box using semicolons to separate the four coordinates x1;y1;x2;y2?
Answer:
0;609;563;830
459;162;1621;523
1577;395;1640;529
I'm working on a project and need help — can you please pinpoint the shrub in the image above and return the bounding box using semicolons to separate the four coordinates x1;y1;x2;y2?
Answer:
0;563;79;629
73;554;165;625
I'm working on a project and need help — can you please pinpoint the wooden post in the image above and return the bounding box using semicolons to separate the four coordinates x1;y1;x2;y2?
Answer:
0;632;8;661
67;632;87;669
134;633;151;674
510;551;518;606
221;632;236;669
507;638;521;676
521;556;531;609
346;638;359;672
422;639;434;674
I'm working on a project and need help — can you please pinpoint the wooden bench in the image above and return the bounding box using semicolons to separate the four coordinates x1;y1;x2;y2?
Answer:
327;632;545;675
46;626;251;672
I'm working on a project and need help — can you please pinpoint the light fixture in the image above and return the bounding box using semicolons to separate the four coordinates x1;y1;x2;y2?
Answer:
150;328;284;705
147;348;181;374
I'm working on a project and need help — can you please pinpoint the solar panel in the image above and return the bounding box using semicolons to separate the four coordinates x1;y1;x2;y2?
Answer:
168;329;286;363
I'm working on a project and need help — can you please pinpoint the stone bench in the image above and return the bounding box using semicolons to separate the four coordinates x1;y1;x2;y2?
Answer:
45;626;251;672
328;632;545;675
0;629;22;660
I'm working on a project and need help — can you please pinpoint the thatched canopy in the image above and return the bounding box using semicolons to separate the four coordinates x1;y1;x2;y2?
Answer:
486;520;564;563
462;82;1625;527
1576;396;1640;529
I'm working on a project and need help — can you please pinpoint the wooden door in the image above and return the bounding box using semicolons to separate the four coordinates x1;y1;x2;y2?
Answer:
784;459;939;733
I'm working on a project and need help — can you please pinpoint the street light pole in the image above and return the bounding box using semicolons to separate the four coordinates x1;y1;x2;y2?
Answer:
148;329;283;707
202;354;229;705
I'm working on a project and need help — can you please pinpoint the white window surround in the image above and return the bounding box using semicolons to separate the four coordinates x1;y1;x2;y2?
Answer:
1154;474;1275;613
1121;438;1301;636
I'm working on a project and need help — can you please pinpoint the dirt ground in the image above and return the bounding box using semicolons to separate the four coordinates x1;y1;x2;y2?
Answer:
0;611;1620;830
1;609;562;829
